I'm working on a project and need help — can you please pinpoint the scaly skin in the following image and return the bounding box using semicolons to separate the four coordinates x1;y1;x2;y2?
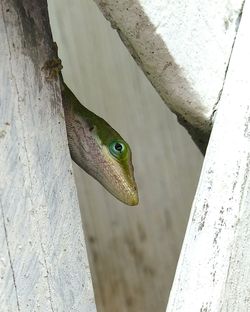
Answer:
61;82;139;206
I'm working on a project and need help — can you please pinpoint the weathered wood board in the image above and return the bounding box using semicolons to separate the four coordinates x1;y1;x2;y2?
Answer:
0;1;96;311
167;0;250;310
92;0;244;152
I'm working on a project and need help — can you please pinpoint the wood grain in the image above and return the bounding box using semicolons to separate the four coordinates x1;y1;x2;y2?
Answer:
92;0;244;152
0;1;96;311
167;1;250;310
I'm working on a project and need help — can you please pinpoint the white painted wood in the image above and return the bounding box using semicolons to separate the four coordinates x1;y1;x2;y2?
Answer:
92;0;244;150
167;1;250;311
0;1;96;311
48;0;203;311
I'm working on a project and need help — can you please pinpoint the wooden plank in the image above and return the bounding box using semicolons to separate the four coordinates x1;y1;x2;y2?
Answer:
166;1;250;310
48;0;203;311
0;0;96;311
91;0;244;152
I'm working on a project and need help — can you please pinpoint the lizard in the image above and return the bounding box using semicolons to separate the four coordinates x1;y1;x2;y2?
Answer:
42;57;139;206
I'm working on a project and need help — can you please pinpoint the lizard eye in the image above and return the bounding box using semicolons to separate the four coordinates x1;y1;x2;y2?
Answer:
109;141;127;160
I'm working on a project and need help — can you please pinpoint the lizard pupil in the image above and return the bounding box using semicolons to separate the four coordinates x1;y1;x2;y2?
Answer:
109;141;127;159
115;143;122;152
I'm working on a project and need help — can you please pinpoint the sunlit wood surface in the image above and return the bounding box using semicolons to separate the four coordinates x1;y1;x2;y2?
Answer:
167;1;250;310
48;1;203;311
0;1;95;310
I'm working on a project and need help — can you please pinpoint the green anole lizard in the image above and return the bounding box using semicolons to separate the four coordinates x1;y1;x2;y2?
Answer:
43;58;139;206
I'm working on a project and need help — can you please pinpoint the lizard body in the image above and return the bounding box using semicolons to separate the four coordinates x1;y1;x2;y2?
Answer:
42;56;138;205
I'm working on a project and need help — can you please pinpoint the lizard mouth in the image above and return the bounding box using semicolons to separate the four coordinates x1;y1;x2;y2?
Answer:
97;163;139;206
116;183;139;206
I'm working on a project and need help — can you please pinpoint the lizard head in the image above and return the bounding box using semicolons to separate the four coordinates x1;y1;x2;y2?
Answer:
62;85;139;206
